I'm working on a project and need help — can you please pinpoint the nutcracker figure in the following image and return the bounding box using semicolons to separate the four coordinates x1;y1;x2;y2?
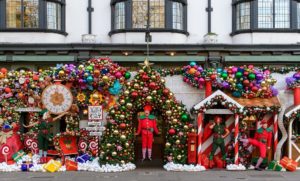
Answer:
135;105;160;161
240;119;272;171
209;116;230;165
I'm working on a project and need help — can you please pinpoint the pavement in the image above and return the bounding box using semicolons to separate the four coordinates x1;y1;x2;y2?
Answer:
0;168;299;181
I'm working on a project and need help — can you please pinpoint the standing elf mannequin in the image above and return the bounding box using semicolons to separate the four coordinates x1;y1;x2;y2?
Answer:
209;116;229;167
135;105;160;161
240;119;272;171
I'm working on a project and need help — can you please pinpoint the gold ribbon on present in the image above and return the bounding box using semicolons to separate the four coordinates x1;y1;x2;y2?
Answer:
13;151;25;161
0;130;13;144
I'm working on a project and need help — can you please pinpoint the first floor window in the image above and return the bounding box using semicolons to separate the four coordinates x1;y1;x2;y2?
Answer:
236;2;251;30
6;0;39;28
172;1;183;30
47;1;62;30
114;2;125;29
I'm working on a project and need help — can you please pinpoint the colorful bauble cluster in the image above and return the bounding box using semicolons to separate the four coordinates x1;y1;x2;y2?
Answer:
182;62;211;89
286;71;300;89
215;65;277;98
100;66;194;165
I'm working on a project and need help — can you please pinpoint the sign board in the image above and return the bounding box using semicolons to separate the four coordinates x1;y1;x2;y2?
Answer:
89;132;102;136
88;106;103;120
87;122;103;126
15;107;42;112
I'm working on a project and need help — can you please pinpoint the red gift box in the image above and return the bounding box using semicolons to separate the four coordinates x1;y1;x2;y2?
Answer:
65;159;78;171
201;154;210;169
214;155;225;168
280;156;297;172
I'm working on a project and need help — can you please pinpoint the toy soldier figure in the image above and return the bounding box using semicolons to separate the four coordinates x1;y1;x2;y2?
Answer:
209;116;229;167
240;119;272;171
135;105;160;161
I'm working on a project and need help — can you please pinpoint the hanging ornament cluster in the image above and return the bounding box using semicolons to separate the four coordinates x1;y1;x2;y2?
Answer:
286;71;300;89
100;64;194;165
182;62;214;89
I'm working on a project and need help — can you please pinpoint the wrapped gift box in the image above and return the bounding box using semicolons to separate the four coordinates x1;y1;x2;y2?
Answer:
280;157;297;172
21;162;33;172
76;154;91;163
65;159;78;171
268;160;284;171
43;159;62;173
12;150;25;162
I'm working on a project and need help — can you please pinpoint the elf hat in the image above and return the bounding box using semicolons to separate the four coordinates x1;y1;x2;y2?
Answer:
214;116;222;122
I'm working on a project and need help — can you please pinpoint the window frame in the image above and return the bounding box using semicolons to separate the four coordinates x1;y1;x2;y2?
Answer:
232;0;300;36
0;0;67;35
110;0;188;36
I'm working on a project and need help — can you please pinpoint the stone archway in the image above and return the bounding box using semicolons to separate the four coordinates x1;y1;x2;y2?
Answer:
100;65;194;166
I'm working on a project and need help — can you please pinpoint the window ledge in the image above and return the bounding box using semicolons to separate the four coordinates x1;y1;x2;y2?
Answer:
0;29;68;36
231;29;300;36
109;29;189;36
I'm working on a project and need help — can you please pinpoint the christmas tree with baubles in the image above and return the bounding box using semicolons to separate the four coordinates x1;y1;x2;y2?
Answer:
100;60;194;164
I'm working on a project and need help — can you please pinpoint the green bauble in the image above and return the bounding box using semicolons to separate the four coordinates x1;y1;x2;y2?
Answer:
180;113;189;122
221;73;228;79
86;65;93;72
235;72;242;78
124;72;131;79
248;73;256;80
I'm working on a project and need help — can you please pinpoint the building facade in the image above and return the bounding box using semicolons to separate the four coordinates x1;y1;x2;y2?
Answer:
0;0;300;70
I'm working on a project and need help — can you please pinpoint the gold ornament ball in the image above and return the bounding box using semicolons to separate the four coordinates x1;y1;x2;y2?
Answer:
126;103;133;109
120;99;125;105
175;140;180;145
112;152;117;157
134;83;139;89
124;90;130;95
92;93;99;99
113;130;119;135
261;81;266;87
191;128;196;133
121;160;125;164
151;75;156;80
169;93;174;97
102;75;109;82
106;143;112;148
139;69;144;74
120;135;126;140
166;100;171;105
146;96;152;102
165;142;171;148
183;125;189;130
177;155;182;160
161;78;165;83
58;70;65;76
125;143;130;148
120;114;125;120
266;79;272;84
166;110;172;116
173;119;178;124
84;72;89;77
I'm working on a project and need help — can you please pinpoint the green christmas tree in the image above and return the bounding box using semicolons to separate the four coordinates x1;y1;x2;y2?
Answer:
100;60;194;165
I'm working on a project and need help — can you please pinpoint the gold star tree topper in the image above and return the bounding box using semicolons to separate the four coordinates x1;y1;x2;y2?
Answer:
138;58;154;70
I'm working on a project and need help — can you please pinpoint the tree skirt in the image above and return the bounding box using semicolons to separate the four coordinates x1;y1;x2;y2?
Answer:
226;164;246;171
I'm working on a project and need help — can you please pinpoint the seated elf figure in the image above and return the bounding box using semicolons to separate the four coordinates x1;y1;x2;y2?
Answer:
135;105;160;161
240;119;272;171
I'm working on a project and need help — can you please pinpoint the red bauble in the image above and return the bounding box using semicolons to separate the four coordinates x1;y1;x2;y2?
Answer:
149;82;156;89
169;128;176;135
142;74;149;81
120;123;126;130
210;74;217;80
0;68;7;74
163;88;169;95
32;75;39;81
251;86;258;93
131;91;138;98
243;79;250;86
4;87;11;93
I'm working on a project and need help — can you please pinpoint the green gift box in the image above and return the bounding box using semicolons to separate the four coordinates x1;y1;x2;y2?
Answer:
268;160;284;171
12;150;25;162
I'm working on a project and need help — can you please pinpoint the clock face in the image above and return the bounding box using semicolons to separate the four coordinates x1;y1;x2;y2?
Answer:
41;84;73;115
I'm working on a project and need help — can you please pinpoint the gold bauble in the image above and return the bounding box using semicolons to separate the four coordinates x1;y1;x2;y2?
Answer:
113;130;119;135
84;72;89;77
92;93;99;99
58;70;65;76
124;90;130;95
121;160;125;164
173;119;178;124
175;140;180;145
165;142;171;148
120;135;126;140
183;125;189;130
166;100;171;105
134;83;139;89
177;155;182;160
126;103;133;109
106;143;112;148
151;75;156;80
120;114;125;120
120;99;125;105
191;128;196;133
161;78;165;83
166;110;172;116
103;75;109;82
146;96;152;102
125;143;130;148
112;151;117;157
139;69;144;73
152;90;157;95
272;79;277;84
261;81;266;87
266;79;272;84
169;93;174;97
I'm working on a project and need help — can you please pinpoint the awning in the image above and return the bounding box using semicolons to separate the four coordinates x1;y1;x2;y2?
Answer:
101;56;206;62
12;55;76;62
224;56;300;63
0;56;6;62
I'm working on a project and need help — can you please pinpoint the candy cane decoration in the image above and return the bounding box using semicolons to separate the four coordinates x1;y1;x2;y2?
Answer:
273;113;278;158
197;113;203;165
1;145;10;163
234;114;239;165
89;139;98;156
78;140;88;152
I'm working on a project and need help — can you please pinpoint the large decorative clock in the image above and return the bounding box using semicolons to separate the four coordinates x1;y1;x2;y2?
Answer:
41;84;73;115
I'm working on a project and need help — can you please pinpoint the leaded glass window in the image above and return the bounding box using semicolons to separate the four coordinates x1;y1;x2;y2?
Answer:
47;2;61;30
236;2;251;30
114;2;125;29
172;1;183;30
